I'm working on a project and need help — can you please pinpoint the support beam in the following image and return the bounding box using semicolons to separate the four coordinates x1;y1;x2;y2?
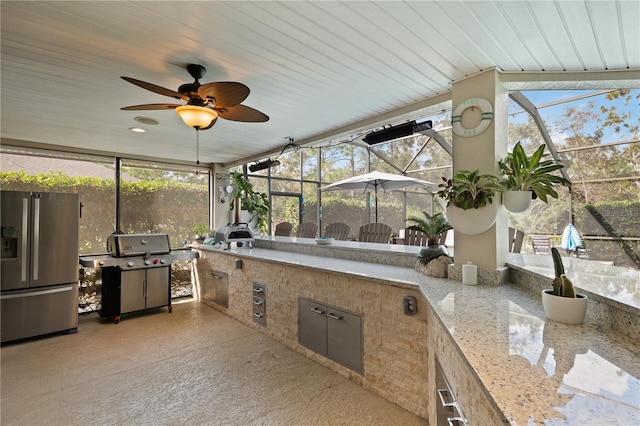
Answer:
509;91;571;182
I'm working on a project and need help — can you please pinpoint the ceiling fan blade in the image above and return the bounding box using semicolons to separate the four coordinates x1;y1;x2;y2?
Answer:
216;104;269;122
121;76;188;101
120;103;181;111
198;82;250;107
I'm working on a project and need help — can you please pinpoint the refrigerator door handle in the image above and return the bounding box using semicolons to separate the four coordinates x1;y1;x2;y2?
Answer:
0;285;75;299
32;196;40;281
21;197;28;282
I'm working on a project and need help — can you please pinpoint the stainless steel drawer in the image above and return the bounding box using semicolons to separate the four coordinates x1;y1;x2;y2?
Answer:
435;357;468;426
252;283;266;327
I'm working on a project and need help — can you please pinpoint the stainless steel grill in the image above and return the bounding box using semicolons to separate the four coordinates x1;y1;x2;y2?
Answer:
79;233;198;323
80;233;197;270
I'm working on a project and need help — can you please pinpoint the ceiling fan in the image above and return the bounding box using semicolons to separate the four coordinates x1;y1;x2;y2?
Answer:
120;64;269;130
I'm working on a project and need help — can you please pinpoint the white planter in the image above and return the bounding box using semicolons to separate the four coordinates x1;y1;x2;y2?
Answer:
445;203;499;235
239;210;259;234
503;190;532;213
541;289;588;325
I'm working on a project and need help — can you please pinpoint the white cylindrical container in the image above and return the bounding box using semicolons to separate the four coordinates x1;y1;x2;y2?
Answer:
462;262;477;285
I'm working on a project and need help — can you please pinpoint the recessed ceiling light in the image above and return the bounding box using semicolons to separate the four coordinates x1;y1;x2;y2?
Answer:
134;116;159;125
129;127;146;133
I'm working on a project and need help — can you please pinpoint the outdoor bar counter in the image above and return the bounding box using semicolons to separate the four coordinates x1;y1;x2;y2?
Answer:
193;236;639;425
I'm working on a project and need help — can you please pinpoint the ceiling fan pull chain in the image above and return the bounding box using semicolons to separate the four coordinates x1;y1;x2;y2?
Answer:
196;128;200;175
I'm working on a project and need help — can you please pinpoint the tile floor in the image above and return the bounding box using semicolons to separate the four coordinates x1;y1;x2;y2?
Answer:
1;299;426;425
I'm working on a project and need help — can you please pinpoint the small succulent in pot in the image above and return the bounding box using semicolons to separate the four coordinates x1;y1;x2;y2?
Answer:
542;247;587;324
551;247;576;297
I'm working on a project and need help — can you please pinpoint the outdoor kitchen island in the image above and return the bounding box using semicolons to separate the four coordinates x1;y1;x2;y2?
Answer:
192;236;639;425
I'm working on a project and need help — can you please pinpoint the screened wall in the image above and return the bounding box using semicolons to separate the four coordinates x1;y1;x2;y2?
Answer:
0;149;210;306
242;89;639;269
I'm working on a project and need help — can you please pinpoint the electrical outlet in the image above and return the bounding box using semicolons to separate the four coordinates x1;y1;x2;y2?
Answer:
403;296;417;315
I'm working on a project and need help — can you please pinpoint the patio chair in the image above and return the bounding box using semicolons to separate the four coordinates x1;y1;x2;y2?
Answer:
324;222;350;240
438;230;448;246
509;227;525;253
358;223;392;243
403;228;428;246
402;228;449;246
274;222;293;236
531;235;551;254
296;222;318;238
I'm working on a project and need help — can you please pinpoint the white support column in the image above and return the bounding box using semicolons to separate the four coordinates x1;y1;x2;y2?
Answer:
451;70;509;271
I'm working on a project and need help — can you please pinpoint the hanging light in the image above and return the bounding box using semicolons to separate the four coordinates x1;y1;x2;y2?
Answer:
175;105;218;129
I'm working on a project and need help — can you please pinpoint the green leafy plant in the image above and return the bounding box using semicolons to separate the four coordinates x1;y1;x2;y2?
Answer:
437;169;503;210
231;172;270;234
551;247;576;297
406;211;452;246
499;142;571;203
191;223;212;240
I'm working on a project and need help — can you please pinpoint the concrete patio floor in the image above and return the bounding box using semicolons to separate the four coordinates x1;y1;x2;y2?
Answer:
1;299;426;425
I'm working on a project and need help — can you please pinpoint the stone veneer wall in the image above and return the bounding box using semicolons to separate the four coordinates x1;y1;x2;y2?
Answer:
195;249;430;419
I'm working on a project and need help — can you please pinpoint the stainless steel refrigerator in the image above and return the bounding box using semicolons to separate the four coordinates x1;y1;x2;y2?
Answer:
1;191;80;343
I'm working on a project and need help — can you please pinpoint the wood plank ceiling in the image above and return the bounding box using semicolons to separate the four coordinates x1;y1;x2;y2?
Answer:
1;1;638;166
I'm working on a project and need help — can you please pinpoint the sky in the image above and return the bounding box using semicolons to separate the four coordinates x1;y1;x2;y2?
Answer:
509;89;639;144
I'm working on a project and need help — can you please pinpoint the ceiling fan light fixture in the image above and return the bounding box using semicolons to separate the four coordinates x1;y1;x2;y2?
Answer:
175;105;218;129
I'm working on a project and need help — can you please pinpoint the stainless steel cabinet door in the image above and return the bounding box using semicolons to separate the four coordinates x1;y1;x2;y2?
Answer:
1;191;30;291
31;192;79;288
120;269;145;313
298;298;327;355
146;266;170;309
327;307;363;374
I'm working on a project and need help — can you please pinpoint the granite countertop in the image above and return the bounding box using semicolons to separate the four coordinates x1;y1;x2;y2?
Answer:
194;242;640;425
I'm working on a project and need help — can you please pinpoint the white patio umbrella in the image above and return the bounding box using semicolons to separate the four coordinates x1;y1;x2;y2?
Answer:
321;171;438;222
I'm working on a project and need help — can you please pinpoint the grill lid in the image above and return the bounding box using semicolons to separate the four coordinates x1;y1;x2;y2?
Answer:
107;233;171;257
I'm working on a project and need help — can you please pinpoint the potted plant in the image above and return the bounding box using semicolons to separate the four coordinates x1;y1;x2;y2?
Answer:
406;211;452;247
499;142;571;212
230;172;270;234
541;247;588;324
191;223;212;242
436;169;503;235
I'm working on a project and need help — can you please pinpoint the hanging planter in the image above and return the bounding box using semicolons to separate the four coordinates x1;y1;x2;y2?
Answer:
502;190;532;213
499;141;571;209
437;169;502;235
445;203;499;235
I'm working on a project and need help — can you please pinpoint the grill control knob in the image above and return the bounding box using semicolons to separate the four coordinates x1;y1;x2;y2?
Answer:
144;260;151;265
127;261;134;267
153;259;158;264
160;259;167;264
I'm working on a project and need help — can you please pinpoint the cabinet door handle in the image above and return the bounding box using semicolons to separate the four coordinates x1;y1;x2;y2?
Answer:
437;388;456;408
253;299;264;306
253;312;264;318
447;417;467;426
327;312;343;320
253;288;263;293
311;307;325;315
